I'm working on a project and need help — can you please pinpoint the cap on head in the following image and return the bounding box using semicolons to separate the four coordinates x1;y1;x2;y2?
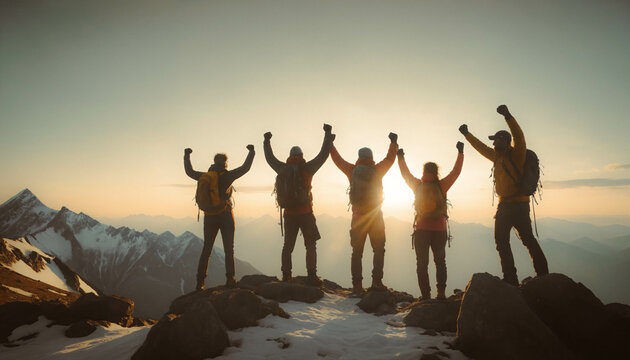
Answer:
290;146;303;157
488;130;511;144
358;147;373;160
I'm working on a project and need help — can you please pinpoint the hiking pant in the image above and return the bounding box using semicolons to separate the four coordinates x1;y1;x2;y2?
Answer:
281;212;321;277
414;229;447;298
494;201;548;285
197;210;235;286
350;210;386;286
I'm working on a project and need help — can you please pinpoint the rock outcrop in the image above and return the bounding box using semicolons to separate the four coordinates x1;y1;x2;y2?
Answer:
403;291;463;332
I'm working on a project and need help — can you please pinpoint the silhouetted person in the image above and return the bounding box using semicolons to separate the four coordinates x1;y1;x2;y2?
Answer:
459;105;548;286
397;142;464;300
331;133;398;293
263;124;334;286
184;145;255;291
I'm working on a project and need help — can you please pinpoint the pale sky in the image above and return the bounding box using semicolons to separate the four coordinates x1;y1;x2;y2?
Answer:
1;0;629;225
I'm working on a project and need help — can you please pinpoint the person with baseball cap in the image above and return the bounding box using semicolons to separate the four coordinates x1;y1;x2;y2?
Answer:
459;105;548;286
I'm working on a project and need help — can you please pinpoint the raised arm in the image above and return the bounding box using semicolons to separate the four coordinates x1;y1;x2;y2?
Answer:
459;124;496;162
184;148;203;181
330;144;354;179
263;132;285;173
374;133;399;176
498;105;526;169
305;124;334;175
439;142;464;193
226;145;256;181
397;148;420;189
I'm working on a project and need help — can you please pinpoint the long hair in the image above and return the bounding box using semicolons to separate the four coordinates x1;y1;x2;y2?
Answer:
423;162;440;178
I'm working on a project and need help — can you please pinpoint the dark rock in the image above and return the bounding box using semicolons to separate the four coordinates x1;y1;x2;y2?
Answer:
456;273;569;360
39;300;74;325
237;274;278;290
521;273;630;359
357;289;397;314
26;251;47;272
0;301;41;342
69;293;134;326
606;302;630;322
64;320;100;338
404;298;460;332
0;239;18;265
256;281;324;303
390;289;415;304
130;317;158;327
132;299;229;360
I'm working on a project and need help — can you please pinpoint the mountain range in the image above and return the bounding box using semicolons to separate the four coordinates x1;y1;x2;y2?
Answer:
0;189;260;318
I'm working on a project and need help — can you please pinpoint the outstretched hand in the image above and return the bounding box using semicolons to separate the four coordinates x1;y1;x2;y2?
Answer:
246;144;254;151
456;141;464;153
458;124;469;135
397;148;405;157
264;132;272;141
496;104;511;118
184;148;192;155
389;132;398;143
323;123;332;133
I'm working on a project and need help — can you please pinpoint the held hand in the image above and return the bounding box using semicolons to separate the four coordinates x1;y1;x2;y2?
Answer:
264;132;272;140
456;141;464;153
323;123;332;133
389;132;398;143
496;104;511;117
184;148;192;155
246;144;254;151
458;124;469;135
397;148;405;157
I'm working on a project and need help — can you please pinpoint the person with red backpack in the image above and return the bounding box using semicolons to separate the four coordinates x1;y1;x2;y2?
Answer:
263;124;335;286
330;133;398;293
184;145;255;291
459;104;548;286
397;142;464;300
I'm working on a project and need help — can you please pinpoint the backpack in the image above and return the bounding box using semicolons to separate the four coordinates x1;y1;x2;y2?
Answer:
414;181;447;220
503;149;541;196
274;164;311;209
349;164;383;208
196;171;229;214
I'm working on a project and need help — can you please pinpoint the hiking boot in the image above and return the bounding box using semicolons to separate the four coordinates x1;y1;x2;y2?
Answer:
370;279;387;292
306;274;323;287
282;273;292;283
196;283;206;292
225;276;237;288
419;292;431;302
352;283;364;294
436;287;446;300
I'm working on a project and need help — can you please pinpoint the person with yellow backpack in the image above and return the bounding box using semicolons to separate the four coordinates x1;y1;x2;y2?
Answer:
184;145;255;291
459;104;548;286
397;142;464;300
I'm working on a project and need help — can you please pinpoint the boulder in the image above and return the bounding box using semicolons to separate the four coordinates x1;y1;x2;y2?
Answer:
39;300;75;325
237;274;278;290
456;273;568;360
606;303;630;322
69;293;134;326
256;281;323;303
403;298;461;332
64;320;102;338
132;299;229;360
0;301;41;342
521;273;630;359
357;289;397;315
130;317;158;327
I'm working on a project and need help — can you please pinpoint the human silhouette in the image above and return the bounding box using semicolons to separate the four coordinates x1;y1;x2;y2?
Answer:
397;142;464;300
459;105;548;285
263;124;335;285
330;133;398;293
184;145;255;290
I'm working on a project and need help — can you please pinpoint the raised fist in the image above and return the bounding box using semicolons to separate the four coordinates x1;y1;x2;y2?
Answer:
184;148;192;155
389;132;398;143
496;105;510;117
323;123;332;133
264;132;272;140
330;133;336;142
397;148;405;157
246;144;254;151
456;141;464;153
458;124;469;135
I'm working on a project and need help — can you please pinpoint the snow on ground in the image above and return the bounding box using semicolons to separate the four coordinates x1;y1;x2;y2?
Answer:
0;293;469;360
28;229;73;262
7;259;75;293
0;316;150;360
1;284;34;297
77;277;97;295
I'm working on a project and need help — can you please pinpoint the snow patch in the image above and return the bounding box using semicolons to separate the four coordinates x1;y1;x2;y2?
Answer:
30;229;72;262
2;285;35;297
7;255;75;293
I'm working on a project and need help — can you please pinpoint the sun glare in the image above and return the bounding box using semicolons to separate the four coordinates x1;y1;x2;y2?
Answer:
382;173;414;208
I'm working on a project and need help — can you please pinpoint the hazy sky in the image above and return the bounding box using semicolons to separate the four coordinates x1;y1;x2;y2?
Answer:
1;0;629;225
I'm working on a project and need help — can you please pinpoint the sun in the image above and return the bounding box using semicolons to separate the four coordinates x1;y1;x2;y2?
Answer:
382;172;414;208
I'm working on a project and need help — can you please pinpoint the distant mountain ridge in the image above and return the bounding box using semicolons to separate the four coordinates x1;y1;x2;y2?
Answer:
0;189;261;318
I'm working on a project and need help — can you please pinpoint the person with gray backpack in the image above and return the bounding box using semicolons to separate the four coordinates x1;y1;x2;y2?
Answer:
459;104;548;286
330;133;398;293
184;145;255;291
263;124;335;286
